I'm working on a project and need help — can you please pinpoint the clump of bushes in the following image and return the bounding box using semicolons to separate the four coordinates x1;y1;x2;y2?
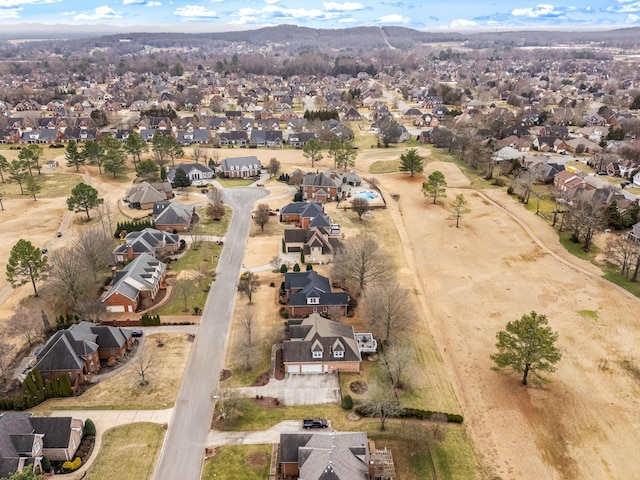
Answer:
399;407;464;423
341;394;353;410
279;307;289;319
141;313;161;326
62;457;82;472
83;419;96;437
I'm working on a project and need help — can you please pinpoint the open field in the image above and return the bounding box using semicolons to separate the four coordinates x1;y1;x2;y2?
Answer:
202;445;271;480
83;423;165;480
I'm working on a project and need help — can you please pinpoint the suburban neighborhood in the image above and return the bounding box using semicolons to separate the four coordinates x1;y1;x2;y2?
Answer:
1;23;640;480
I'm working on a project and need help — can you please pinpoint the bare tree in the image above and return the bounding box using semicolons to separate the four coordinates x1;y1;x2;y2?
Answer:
605;235;640;277
191;147;203;164
132;342;154;387
75;226;114;282
0;337;16;378
253;203;270;232
74;297;107;323
270;255;282;272
267;157;280;178
206;188;225;221
565;195;606;252
351;197;370;221
238;271;260;304
332;234;391;295
10;306;43;347
515;168;539;205
96;200;116;238
174;278;194;312
213;388;248;421
363;282;414;344
238;307;257;371
46;247;92;311
359;378;403;431
382;343;414;389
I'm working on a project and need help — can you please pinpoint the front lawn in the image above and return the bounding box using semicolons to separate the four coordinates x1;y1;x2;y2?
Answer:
1;172;82;199
216;178;255;188
201;445;271;480
197;205;233;236
84;423;164;480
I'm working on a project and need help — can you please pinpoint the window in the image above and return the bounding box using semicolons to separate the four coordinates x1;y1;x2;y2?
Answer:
312;350;323;359
334;350;344;358
307;297;319;305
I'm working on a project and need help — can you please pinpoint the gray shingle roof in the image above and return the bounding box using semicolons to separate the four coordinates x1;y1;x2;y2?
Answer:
153;202;195;228
283;314;360;364
221;156;260;172
285;272;349;308
280;431;370;480
102;252;166;303
35;329;97;374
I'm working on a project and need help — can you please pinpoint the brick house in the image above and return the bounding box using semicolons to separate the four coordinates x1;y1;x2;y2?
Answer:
220;156;261;178
283;314;361;374
112;228;180;263
282;271;349;318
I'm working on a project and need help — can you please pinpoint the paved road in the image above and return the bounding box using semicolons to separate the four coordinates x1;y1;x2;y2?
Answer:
153;186;267;480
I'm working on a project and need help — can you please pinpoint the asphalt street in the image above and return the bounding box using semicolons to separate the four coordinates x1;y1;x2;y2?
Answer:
153;186;267;480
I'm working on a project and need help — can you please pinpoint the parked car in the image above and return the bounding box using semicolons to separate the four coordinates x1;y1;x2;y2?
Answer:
56;231;62;237
303;418;329;429
269;210;278;216
597;171;608;175
131;329;143;338
41;248;48;254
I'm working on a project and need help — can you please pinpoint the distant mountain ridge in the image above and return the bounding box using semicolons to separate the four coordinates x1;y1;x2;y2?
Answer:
2;23;640;50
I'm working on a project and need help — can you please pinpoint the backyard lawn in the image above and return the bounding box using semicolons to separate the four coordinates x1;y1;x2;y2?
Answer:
83;423;164;480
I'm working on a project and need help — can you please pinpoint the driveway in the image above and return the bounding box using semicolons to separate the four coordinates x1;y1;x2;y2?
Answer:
206;420;312;447
229;373;341;406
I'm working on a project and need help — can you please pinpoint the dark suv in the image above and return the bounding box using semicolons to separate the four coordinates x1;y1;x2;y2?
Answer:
302;418;329;429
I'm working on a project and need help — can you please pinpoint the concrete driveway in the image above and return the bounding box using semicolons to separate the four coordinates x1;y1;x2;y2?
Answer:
206;420;310;447
229;373;341;406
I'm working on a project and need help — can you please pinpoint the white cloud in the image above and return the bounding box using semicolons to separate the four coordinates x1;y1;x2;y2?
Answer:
74;5;122;20
377;13;408;23
123;0;144;4
0;0;58;7
263;5;325;18
235;7;261;16
146;1;161;6
625;13;640;21
338;16;357;22
511;4;562;18
450;18;478;28
1;6;21;17
173;4;217;17
264;0;280;3
323;2;364;12
607;2;640;12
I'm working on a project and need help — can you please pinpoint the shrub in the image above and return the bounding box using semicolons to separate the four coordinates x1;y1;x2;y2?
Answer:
62;457;82;472
41;456;51;472
341;394;353;410
306;263;313;271
507;185;514;195
293;263;301;272
280;264;288;273
279;307;289;319
83;419;96;436
193;306;202;315
141;314;161;326
269;282;275;287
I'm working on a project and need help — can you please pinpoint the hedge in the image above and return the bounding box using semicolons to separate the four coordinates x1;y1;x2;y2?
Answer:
62;457;82;472
141;314;161;326
356;406;464;424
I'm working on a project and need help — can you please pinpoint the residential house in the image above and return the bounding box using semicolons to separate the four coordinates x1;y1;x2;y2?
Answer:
283;227;345;264
250;129;283;148
175;128;210;145
217;130;249;147
279;431;374;479
0;412;43;477
287;132;316;148
69;322;133;361
125;181;173;209
102;253;167;313
166;162;214;183
152;201;195;232
300;169;362;202
220;156;261;178
283;313;360;373
282;271;349;318
112;228;180;263
559;137;602;155
279;202;331;229
34;327;100;385
27;416;84;462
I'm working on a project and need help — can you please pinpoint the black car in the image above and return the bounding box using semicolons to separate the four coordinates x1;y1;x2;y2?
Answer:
131;329;143;338
303;418;329;429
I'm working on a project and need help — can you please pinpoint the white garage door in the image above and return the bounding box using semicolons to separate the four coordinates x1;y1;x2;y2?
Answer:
287;365;300;373
301;364;323;373
107;305;125;313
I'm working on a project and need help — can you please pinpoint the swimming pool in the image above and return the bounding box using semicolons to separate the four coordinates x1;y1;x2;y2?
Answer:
354;190;377;201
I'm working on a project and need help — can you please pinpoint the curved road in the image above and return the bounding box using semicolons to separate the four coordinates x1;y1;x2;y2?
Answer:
153;186;267;480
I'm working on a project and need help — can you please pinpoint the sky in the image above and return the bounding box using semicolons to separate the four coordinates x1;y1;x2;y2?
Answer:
2;0;640;30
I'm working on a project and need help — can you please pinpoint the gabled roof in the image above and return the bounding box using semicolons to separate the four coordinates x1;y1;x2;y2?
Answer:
102;253;166;303
113;228;179;258
35;330;96;374
153;201;195;227
285;272;349;308
0;413;40;478
70;322;132;350
221;156;261;172
28;417;73;449
280;431;370;480
166;163;214;182
126;182;171;205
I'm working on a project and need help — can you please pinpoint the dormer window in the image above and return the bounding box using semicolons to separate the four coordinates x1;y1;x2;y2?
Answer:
307;297;319;305
312;350;323;359
333;350;344;358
